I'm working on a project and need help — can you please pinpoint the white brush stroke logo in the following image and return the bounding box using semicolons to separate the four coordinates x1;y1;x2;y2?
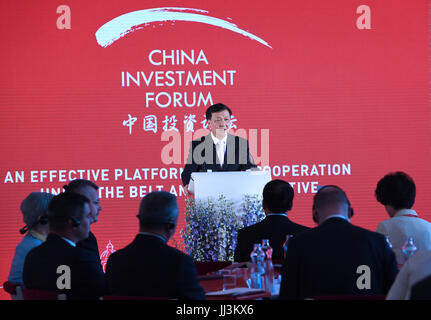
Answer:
95;7;272;49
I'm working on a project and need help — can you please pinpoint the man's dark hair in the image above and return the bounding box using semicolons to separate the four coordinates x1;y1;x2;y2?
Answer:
137;191;178;229
205;103;232;120
313;185;351;211
263;179;294;213
375;171;416;210
63;179;99;193
47;192;89;231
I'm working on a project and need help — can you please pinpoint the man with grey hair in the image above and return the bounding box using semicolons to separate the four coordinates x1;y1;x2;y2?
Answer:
8;192;54;285
105;191;205;299
279;185;398;300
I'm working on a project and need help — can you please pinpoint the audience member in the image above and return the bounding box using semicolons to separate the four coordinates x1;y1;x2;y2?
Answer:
386;250;431;299
23;192;106;299
8;192;54;285
63;179;102;258
410;273;431;300
105;191;205;299
375;172;431;265
234;179;309;262
279;185;398;300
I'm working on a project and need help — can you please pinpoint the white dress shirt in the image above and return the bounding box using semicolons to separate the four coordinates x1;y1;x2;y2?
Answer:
386;250;431;300
210;132;227;166
61;237;76;247
376;209;431;265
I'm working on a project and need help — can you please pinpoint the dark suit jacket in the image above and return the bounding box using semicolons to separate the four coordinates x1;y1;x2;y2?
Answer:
105;234;205;300
77;231;101;263
278;217;398;300
410;274;431;300
23;233;107;300
181;133;256;186
234;214;310;262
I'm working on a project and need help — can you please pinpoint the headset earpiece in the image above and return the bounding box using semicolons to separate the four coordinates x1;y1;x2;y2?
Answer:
70;217;81;227
349;207;354;219
19;215;49;234
39;215;48;225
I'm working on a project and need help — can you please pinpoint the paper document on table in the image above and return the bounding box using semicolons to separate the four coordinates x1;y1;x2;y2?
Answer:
206;288;265;296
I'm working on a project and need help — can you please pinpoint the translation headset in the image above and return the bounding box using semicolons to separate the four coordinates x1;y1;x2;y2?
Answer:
70;217;81;227
19;215;48;235
19;216;81;234
166;217;176;230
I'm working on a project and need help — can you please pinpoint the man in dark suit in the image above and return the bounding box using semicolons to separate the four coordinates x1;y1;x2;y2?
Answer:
279;185;398;300
63;179;102;260
234;179;309;262
105;191;205;299
23;192;107;299
410;274;431;300
181;103;256;193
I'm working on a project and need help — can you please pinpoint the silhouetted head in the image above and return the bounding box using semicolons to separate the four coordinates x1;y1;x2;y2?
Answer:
262;179;294;214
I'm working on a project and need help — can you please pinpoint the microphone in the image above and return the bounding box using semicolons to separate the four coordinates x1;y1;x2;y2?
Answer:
18;215;48;234
19;225;29;235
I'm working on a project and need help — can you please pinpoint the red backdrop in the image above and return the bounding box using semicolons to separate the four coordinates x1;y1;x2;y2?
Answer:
1;0;430;299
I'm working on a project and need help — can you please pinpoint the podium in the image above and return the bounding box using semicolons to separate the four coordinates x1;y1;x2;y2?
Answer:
183;170;272;261
190;170;272;212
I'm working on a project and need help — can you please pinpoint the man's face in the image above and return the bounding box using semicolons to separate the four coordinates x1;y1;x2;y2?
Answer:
75;203;92;241
208;110;231;139
76;186;101;223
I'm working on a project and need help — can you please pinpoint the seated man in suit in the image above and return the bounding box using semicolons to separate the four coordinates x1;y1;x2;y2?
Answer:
63;179;102;259
234;179;309;262
181;103;257;193
279;185;398;300
375;171;431;265
105;191;205;299
23;192;107;299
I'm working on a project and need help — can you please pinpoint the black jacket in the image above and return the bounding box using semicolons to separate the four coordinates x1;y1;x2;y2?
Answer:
234;214;309;262
410;274;431;300
23;233;106;299
278;217;398;299
181;133;256;186
105;234;205;300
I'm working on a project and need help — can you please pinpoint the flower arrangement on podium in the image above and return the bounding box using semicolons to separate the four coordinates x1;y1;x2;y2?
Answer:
181;194;265;261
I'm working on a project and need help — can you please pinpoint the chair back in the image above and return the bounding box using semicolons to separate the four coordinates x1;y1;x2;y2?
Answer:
3;281;24;300
313;294;385;300
23;288;67;300
102;295;170;300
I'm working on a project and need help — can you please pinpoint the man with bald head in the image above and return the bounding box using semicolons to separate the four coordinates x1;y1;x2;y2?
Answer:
278;185;398;300
105;191;205;299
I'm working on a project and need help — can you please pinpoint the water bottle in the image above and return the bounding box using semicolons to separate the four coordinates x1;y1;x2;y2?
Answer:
262;240;274;293
250;243;259;265
262;239;274;263
261;239;271;260
385;235;393;249
402;237;417;262
250;243;265;289
283;234;293;259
